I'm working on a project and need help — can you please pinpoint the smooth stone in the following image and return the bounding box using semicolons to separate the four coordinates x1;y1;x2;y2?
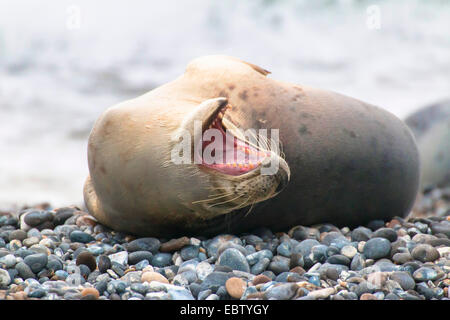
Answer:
15;262;35;279
390;271;416;291
135;259;150;271
108;251;128;266
217;248;250;273
0;254;17;269
98;255;112;273
430;222;450;237
268;256;290;275
167;288;195;300
341;245;357;259
289;253;304;268
264;283;298;300
372;228;398;242
196;261;214;281
250;257;270;275
180;245;199;261
0;268;11;286
69;231;95;243
411;244;440;262
363;238;391;260
413;267;438;281
310;245;328;263
81;287;99;299
326;255;350;266
360;293;378;300
23;253;48;273
150;253;172;268
200;271;233;292
293;239;321;256
128;251;153;265
246;249;273;265
8;230;27;242
22;210;53;228
351;227;373;242
276;241;292;257
159;237;190;252
307;287;335;300
126;237;161;254
95;279;109;295
141;271;169;284
252;274;271;285
392;252;413;264
225;277;247;299
53;208;75;225
76;251;97;272
120;271;142;283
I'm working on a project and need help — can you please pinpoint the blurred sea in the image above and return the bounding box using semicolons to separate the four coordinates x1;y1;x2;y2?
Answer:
0;0;449;208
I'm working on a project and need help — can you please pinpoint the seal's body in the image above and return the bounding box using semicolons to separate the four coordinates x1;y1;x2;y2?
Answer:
85;55;420;237
405;100;450;188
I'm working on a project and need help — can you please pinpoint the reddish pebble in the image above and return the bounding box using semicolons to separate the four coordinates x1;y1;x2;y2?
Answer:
141;271;169;284
225;277;247;299
252;274;271;286
81;287;100;299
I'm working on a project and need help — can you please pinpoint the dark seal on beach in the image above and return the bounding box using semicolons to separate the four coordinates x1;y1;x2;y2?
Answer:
405;99;450;189
84;55;420;237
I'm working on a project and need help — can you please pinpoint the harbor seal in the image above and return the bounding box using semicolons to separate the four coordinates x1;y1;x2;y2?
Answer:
84;55;420;237
405;99;450;189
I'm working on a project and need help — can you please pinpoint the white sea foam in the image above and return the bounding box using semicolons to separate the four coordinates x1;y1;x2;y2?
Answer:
0;0;449;207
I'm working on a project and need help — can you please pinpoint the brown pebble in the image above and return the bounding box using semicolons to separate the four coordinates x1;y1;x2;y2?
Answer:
290;266;306;275
141;271;169;284
160;237;190;252
76;251;97;272
386;219;401;229
81;287;99;299
252;274;271;286
225;277;247;299
360;293;378;300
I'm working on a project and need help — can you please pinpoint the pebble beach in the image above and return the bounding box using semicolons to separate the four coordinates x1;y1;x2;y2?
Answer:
0;187;448;301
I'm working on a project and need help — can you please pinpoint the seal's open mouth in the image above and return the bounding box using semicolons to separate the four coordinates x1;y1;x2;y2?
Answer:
198;104;268;176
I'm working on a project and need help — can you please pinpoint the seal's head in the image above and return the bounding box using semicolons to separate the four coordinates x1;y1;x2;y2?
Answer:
170;97;290;219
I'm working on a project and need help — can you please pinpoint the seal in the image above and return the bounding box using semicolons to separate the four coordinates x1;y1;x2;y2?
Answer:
84;55;420;237
405;99;450;188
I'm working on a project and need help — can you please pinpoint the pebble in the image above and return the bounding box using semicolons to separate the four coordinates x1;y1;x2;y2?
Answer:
128;251;153;265
81;287;99;299
225;277;247;299
127;237;160;253
108;251;128;266
141;271;169;284
389;271;415;291
411;244;440;262
363;238;391;260
307;287;335;300
159;237;190;252
69;231;95;244
76;251;97;272
23;253;48;274
413;267;439;281
217;248;250;273
0;268;11;286
264;283;298;300
98;255;112;273
150;253;172;268
341;245;357;259
372;228;398;242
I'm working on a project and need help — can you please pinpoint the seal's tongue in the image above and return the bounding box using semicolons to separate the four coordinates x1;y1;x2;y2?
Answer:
198;115;267;176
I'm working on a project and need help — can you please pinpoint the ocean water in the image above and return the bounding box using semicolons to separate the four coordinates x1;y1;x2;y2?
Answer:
0;0;449;209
